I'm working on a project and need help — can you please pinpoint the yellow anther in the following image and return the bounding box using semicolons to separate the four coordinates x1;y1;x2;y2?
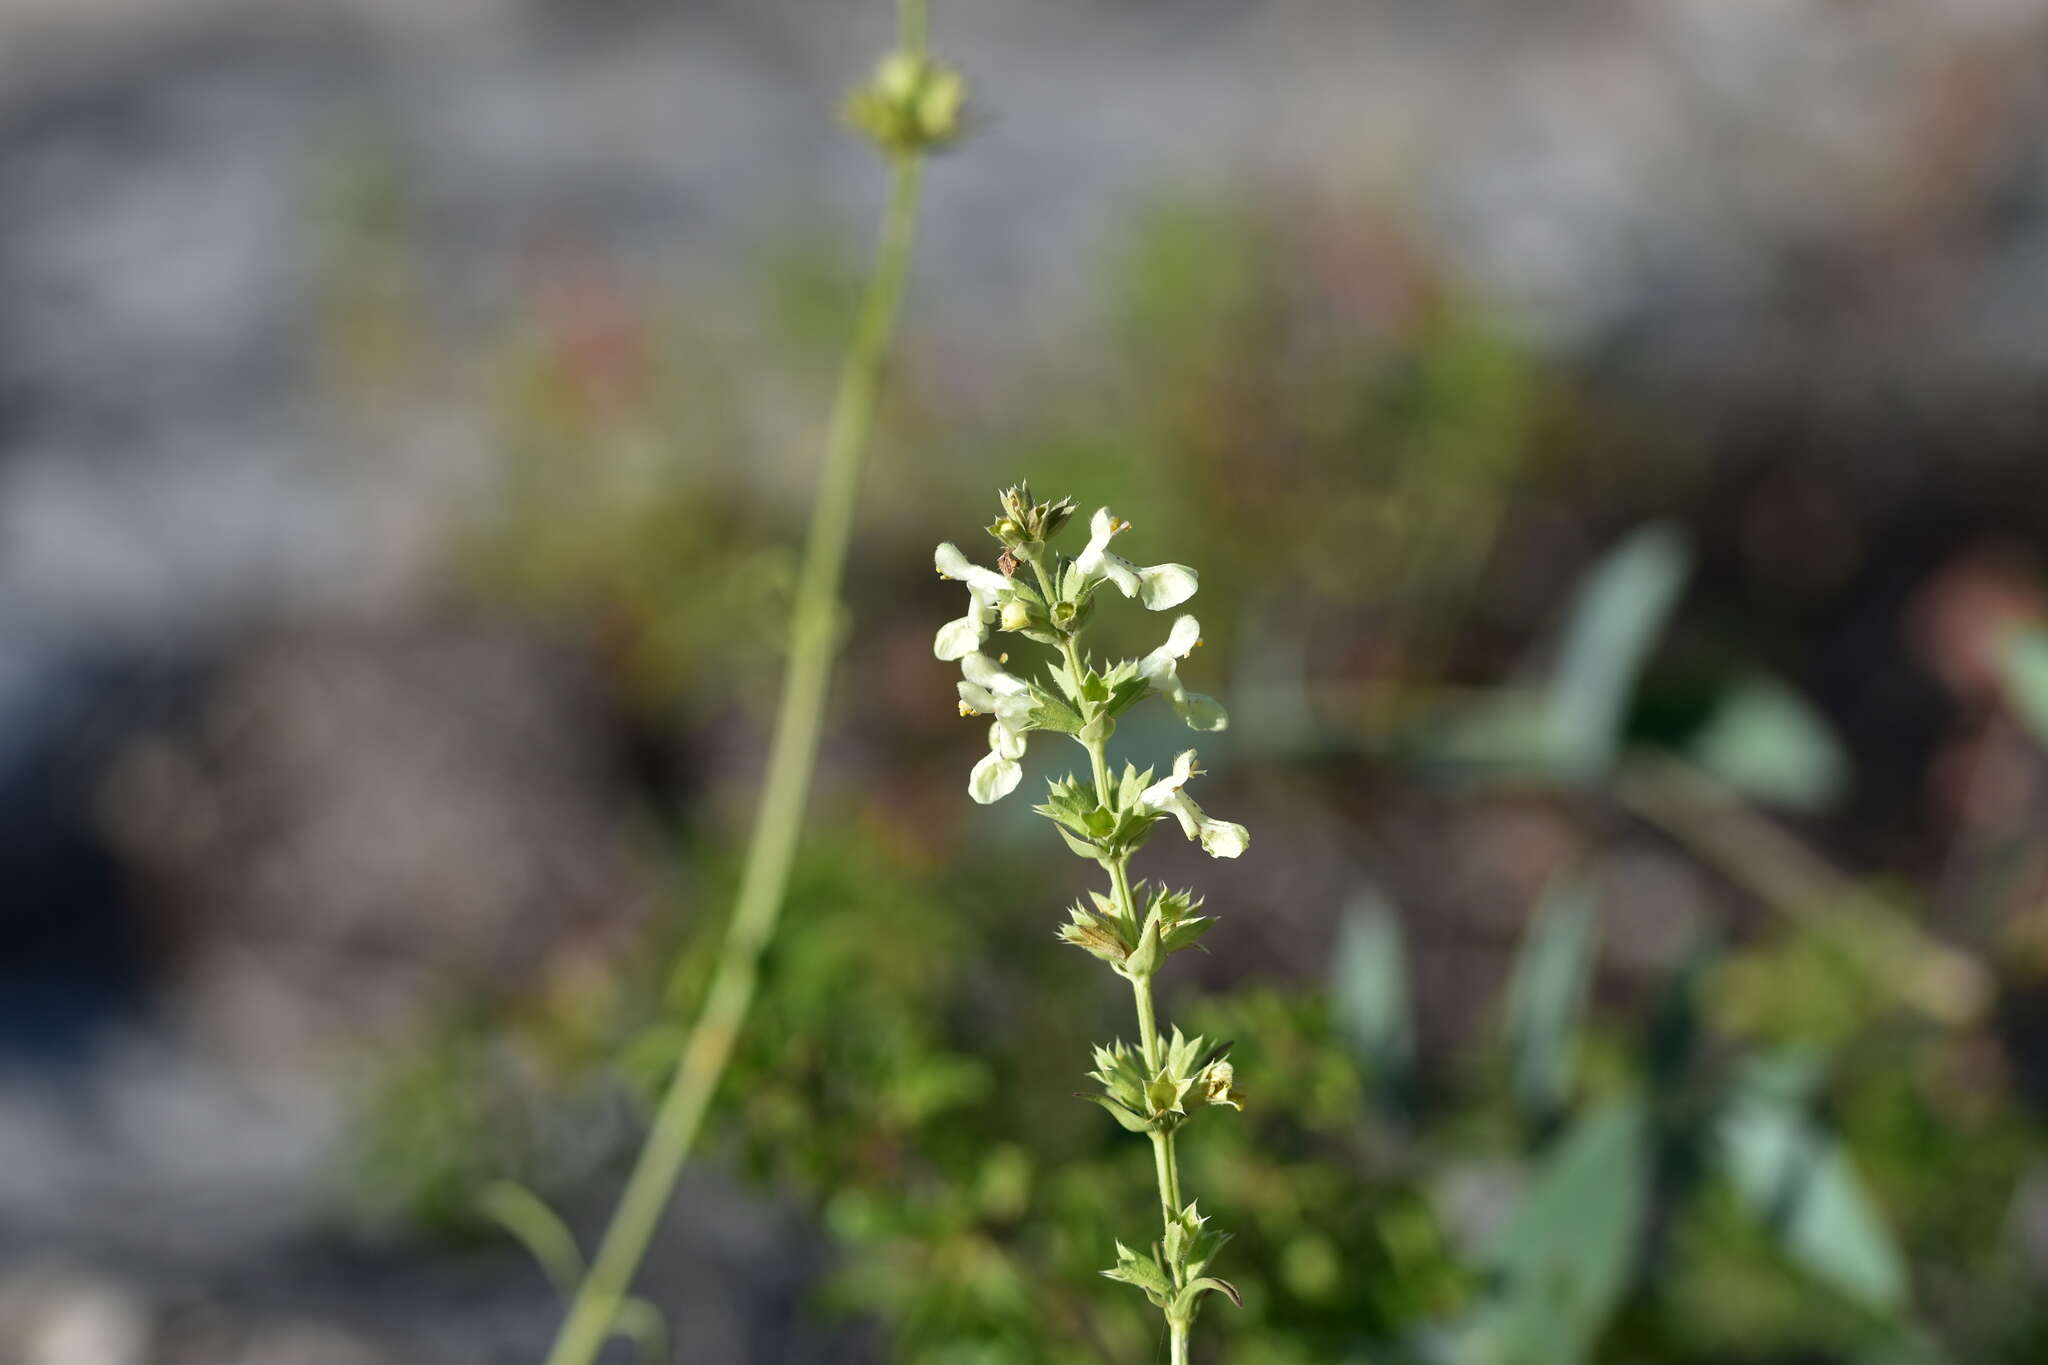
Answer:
958;700;977;717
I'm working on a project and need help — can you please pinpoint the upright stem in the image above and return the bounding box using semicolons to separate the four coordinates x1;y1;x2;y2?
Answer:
541;27;930;1365
1128;962;1161;1071
1104;836;1192;1349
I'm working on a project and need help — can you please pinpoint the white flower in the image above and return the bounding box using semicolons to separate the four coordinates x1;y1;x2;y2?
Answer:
1139;614;1228;732
956;651;1037;728
1138;750;1249;858
968;720;1029;803
933;543;1013;661
1073;508;1198;611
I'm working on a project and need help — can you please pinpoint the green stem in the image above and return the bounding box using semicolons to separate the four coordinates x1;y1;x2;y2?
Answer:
1149;1129;1181;1229
541;46;930;1365
1127;956;1160;1070
1082;642;1200;1359
1114;855;1191;1344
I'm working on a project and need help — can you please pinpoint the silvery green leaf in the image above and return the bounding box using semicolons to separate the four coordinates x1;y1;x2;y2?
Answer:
1485;1098;1649;1361
1501;876;1599;1122
2000;626;2048;745
1543;522;1691;784
1688;673;1848;812
1720;1057;1908;1313
1332;889;1414;1089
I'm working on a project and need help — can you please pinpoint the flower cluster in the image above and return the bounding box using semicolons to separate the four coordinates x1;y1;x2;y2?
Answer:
1085;1028;1244;1133
936;491;1237;838
934;485;1249;1353
845;48;967;155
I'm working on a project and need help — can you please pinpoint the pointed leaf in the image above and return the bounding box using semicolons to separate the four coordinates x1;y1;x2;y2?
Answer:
1176;1276;1243;1314
1501;877;1599;1122
1544;522;1691;783
1078;1093;1155;1133
477;1180;585;1300
1720;1061;1908;1313
2000;626;2048;746
1688;672;1849;812
613;1297;670;1365
1486;1099;1650;1359
1332;888;1414;1090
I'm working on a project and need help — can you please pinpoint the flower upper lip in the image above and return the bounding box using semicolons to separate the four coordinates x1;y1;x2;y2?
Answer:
1074;508;1199;612
933;541;1015;660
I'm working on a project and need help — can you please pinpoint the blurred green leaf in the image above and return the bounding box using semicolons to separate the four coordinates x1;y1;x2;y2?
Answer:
1853;1325;1951;1365
1481;1098;1651;1363
1501;878;1600;1123
1999;626;2048;746
1419;688;1555;776
1721;1058;1909;1314
1332;888;1414;1094
1544;523;1692;783
1688;673;1849;812
478;1179;584;1298
612;1296;671;1365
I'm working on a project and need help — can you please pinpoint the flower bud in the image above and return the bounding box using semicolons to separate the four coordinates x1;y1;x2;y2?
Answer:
844;51;969;155
999;599;1034;633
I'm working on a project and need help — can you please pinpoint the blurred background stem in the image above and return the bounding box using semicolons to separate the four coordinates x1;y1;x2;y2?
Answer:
1615;753;1992;1026
540;11;931;1362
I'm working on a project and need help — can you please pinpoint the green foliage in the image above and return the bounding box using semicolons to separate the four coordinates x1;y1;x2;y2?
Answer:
1687;673;1850;812
1500;878;1600;1125
340;174;2048;1365
1332;891;1415;1103
1423;522;1692;782
1719;1057;1907;1313
1999;626;2048;745
1544;523;1692;783
1466;1099;1651;1363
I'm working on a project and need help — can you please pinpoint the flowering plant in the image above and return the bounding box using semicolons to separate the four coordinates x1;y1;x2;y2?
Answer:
937;484;1248;1362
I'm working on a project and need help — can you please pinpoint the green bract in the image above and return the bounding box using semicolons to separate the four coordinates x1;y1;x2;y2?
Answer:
934;485;1249;1363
